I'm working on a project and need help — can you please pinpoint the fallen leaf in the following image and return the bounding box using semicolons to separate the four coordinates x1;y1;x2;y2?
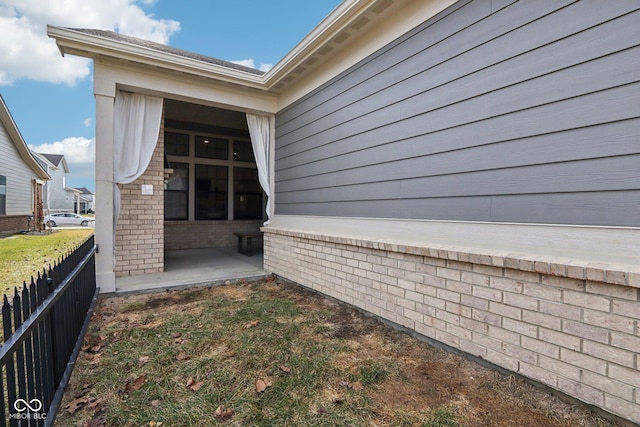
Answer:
138;356;151;367
172;332;182;338
176;351;190;361
84;409;107;427
87;398;103;410
150;400;161;408
65;397;89;414
89;354;102;367
186;377;204;391
255;378;272;393
214;405;234;419
148;422;163;427
124;375;145;393
280;365;291;373
244;320;260;329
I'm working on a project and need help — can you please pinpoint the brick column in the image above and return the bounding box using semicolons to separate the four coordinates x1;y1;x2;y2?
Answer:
115;113;165;277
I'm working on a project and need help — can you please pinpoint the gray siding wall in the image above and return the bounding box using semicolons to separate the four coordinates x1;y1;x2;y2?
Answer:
274;0;640;227
0;121;34;215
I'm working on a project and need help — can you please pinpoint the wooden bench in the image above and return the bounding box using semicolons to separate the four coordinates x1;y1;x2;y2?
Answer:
233;232;263;256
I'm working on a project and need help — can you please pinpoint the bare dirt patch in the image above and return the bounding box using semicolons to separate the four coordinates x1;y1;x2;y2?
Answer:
57;278;623;427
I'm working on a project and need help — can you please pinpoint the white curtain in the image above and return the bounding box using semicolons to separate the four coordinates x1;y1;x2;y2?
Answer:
246;113;272;225
113;92;164;224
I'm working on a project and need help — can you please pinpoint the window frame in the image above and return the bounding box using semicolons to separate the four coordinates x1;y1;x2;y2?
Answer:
164;128;264;221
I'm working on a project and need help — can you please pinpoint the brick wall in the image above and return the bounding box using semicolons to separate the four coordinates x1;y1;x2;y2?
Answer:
115;117;165;277
0;215;29;235
164;220;263;250
263;228;640;425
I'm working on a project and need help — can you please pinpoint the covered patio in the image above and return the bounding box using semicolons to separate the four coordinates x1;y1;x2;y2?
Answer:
115;246;266;294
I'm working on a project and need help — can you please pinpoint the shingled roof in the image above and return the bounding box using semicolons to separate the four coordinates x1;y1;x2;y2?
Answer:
38;153;64;167
68;28;265;76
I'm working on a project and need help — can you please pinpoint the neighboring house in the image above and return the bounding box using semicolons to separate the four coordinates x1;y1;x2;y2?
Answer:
0;95;50;233
32;152;81;214
74;187;95;213
49;1;640;424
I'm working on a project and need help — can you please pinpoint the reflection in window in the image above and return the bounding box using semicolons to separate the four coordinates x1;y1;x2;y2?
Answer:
234;167;263;219
233;140;255;162
164;163;188;220
195;136;228;160
165;132;189;156
195;164;227;220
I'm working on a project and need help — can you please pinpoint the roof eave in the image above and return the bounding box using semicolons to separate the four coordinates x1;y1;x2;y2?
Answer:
47;26;267;90
262;0;372;88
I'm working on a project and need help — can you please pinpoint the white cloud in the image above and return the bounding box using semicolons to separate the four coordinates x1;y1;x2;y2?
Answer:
0;0;180;86
230;59;273;72
83;117;92;127
30;137;95;164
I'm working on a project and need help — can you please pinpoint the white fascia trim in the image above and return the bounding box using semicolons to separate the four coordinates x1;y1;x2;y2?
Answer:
47;26;265;89
262;0;368;87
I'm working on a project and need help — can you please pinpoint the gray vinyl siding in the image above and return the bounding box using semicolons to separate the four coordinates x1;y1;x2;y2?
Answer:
0;121;34;215
274;0;640;227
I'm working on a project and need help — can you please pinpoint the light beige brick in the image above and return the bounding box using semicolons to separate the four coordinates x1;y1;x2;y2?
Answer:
522;310;561;331
461;294;489;311
490;277;522;293
610;331;640;352
503;292;539;311
472;286;502;302
504;269;539;283
562;290;610;312
608;364;640;389
473;264;503;277
485;348;519;371
559;348;606;375
502;318;537;338
583;309;634;334
541;275;584;291
539;300;581;321
489;301;521;320
462;271;490;287
518;362;556;387
557;377;604;407
538;355;581;380
583;340;635;368
522;337;559;359
522;283;561;302
583;371;634;401
605;395;640;425
586;281;638;300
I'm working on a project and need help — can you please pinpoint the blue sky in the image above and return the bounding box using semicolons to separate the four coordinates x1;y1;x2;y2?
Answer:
0;0;341;191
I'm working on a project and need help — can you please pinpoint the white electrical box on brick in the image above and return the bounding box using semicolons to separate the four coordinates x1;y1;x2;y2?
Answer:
141;184;153;195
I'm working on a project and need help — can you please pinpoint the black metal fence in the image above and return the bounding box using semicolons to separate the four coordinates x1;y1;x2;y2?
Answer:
0;235;98;426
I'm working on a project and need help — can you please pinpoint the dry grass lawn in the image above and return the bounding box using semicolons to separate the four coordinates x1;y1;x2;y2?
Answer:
56;277;623;427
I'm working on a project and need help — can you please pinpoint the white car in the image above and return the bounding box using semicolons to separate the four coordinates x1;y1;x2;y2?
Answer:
45;213;95;227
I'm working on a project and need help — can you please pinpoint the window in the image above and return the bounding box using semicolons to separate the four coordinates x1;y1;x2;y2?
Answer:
233;140;255;162
164;130;264;221
165;132;189;156
234;167;262;219
0;175;6;215
195;136;227;160
195;165;227;220
165;162;188;220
